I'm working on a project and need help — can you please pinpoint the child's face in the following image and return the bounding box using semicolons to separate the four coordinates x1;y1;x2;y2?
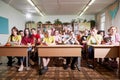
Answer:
25;30;29;35
12;29;17;36
91;29;97;35
109;27;117;35
31;29;36;35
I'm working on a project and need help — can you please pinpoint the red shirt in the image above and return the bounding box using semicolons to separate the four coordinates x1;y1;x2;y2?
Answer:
32;34;41;45
21;36;34;45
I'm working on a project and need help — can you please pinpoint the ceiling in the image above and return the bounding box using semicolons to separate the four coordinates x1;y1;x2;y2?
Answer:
2;0;115;16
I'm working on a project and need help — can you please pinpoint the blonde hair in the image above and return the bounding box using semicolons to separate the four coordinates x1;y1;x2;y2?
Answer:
108;26;117;32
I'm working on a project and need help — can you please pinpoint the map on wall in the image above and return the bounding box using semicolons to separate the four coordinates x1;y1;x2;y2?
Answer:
0;16;9;34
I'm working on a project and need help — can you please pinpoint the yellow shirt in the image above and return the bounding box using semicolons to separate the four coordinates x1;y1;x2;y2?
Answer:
87;34;103;45
8;35;21;43
43;36;55;45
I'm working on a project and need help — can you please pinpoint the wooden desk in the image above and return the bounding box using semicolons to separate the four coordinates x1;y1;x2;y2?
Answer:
0;45;29;68
92;45;119;58
37;45;82;70
91;45;120;76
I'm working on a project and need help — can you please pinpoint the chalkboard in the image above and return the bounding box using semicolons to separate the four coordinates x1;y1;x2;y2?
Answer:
0;16;9;34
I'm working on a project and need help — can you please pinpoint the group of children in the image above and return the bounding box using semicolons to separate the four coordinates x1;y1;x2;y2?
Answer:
4;25;120;75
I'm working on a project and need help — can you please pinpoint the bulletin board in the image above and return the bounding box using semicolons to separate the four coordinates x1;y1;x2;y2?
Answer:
0;16;9;34
79;22;90;31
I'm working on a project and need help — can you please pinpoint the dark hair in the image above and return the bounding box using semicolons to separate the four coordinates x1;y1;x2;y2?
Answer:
10;26;19;41
19;30;23;35
31;28;36;31
24;28;31;37
97;30;105;34
91;26;96;30
104;37;111;43
19;30;23;33
11;26;19;34
97;30;105;38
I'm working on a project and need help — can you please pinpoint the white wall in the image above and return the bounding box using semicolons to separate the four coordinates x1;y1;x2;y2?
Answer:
29;15;95;23
0;1;26;44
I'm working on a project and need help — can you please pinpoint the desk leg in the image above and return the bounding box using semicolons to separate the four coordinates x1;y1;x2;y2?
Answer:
26;56;28;70
118;56;120;79
77;57;81;71
38;57;41;69
38;57;41;65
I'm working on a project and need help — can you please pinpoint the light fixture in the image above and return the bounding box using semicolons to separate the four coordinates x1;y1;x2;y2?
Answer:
88;0;95;6
27;0;44;17
26;13;32;19
78;0;95;16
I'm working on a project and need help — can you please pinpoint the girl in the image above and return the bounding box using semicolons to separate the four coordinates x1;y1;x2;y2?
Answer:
7;26;21;66
39;29;55;75
18;28;34;71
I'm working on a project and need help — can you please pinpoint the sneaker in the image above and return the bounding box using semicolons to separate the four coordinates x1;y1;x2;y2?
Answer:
110;61;118;69
26;67;31;70
39;69;42;75
87;64;94;69
7;63;12;67
7;64;12;67
18;65;24;71
63;64;69;70
39;67;48;75
71;65;76;70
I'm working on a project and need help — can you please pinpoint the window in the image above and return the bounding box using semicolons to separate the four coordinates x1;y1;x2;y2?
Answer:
100;13;105;30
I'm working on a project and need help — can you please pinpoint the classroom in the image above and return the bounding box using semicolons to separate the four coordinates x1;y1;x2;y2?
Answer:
0;0;120;79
